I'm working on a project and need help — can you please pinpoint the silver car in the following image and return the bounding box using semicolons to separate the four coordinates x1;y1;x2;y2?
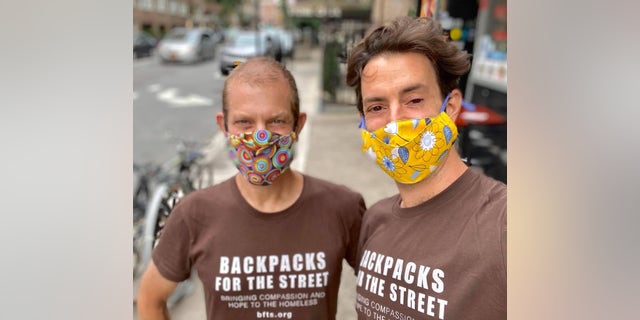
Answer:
264;27;295;58
157;27;218;64
219;31;281;75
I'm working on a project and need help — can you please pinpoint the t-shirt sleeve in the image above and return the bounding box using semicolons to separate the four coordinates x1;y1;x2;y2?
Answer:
489;183;507;277
345;194;366;273
499;200;507;273
151;200;194;283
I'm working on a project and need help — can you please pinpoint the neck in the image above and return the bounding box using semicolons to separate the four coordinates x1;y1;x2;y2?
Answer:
235;169;304;213
396;149;468;208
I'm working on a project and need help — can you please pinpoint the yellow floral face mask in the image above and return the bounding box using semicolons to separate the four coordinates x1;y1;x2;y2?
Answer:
360;95;458;184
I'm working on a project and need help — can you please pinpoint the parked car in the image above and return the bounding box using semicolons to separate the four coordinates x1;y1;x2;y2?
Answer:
264;27;295;58
222;27;242;44
133;31;157;59
219;31;282;75
157;27;218;64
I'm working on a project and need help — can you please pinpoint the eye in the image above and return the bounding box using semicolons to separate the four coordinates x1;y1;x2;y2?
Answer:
408;98;424;105
365;104;385;114
234;119;251;125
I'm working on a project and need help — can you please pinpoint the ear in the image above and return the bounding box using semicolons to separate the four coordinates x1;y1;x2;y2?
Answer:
294;112;307;134
215;112;227;133
444;89;463;122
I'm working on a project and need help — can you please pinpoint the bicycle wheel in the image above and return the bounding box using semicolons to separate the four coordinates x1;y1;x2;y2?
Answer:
188;160;214;190
139;183;193;304
141;184;186;257
133;173;151;279
133;217;145;278
152;186;184;248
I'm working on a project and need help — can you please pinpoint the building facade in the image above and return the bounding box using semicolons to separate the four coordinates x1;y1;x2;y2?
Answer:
133;0;221;37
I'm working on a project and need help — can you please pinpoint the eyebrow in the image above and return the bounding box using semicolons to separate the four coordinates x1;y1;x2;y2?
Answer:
362;84;427;104
269;111;292;119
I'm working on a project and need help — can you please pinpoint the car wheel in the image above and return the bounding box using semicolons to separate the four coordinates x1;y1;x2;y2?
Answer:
220;68;228;76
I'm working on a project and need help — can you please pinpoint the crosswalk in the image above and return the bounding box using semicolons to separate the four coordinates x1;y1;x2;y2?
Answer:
133;83;213;108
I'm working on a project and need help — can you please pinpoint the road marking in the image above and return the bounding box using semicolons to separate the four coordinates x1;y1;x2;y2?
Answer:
157;88;213;107
148;84;162;92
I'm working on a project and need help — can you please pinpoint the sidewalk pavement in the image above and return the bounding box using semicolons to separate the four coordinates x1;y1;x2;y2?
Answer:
291;46;398;320
163;45;398;320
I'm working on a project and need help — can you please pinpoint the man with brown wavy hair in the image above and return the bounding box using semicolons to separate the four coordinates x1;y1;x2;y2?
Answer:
347;16;506;320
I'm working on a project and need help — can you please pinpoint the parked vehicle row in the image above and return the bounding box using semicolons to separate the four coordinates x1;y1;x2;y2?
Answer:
134;26;296;69
134;31;158;59
264;27;295;58
156;27;223;64
219;27;297;76
219;31;277;75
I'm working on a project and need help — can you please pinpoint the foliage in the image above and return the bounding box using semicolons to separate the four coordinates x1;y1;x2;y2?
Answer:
290;16;321;31
206;0;242;27
323;41;341;101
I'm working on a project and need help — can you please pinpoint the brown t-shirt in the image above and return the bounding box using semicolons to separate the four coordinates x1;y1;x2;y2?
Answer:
356;168;506;320
152;174;365;320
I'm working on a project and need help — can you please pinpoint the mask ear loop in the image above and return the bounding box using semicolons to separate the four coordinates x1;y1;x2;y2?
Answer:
358;115;366;129
440;93;452;113
438;92;468;163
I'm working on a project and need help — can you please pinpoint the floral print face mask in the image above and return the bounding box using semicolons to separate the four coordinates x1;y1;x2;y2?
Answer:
226;130;297;186
360;94;458;184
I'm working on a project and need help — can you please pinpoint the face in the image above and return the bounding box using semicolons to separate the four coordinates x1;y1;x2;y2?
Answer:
217;78;306;136
360;52;460;131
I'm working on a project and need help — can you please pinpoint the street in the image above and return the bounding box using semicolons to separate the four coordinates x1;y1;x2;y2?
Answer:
133;51;224;166
132;49;227;319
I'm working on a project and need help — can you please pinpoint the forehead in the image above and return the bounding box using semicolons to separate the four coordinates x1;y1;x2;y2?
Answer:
361;52;439;93
226;78;292;115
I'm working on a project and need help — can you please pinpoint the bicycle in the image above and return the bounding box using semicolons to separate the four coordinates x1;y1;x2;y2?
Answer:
133;139;214;305
133;163;159;279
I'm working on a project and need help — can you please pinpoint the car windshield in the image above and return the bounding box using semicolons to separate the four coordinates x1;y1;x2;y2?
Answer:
165;29;199;43
234;34;261;47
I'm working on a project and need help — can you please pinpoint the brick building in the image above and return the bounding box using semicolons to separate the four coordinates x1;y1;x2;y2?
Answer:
133;0;220;37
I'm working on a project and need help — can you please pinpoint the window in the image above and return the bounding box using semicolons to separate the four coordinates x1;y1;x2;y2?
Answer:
139;0;153;11
157;0;167;13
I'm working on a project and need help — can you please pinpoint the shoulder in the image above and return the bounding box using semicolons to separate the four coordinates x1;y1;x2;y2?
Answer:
362;194;400;224
464;169;506;209
171;177;237;220
303;174;364;203
301;175;366;223
464;169;507;240
465;170;507;272
367;194;399;213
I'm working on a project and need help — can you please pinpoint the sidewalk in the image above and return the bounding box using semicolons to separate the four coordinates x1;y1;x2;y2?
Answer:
164;45;397;320
291;46;398;320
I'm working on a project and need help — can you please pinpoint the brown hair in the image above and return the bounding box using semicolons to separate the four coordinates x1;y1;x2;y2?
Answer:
222;57;300;128
346;16;471;114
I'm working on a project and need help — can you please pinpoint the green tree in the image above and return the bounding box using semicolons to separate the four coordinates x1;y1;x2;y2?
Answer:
323;41;341;102
206;0;243;27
